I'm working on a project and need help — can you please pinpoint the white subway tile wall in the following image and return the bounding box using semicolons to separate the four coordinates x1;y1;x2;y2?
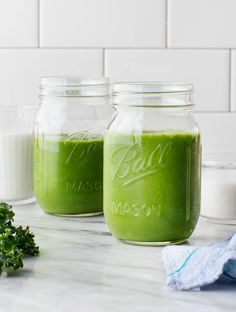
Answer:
0;0;38;47
168;0;236;48
0;49;103;106
0;0;235;153
40;0;166;48
195;113;236;154
105;49;229;112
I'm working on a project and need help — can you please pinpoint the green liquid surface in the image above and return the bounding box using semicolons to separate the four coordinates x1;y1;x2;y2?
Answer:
34;134;103;215
104;131;201;243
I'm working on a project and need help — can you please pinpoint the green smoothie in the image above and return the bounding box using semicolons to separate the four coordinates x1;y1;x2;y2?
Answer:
34;133;103;215
104;131;201;244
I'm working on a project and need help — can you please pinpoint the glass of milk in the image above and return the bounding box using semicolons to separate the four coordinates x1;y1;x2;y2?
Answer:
0;106;36;205
201;153;236;224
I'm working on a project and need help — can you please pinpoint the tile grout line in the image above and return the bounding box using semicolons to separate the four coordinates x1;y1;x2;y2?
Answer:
102;49;105;76
166;0;168;48
38;0;40;48
103;49;106;77
0;47;231;50
229;49;232;112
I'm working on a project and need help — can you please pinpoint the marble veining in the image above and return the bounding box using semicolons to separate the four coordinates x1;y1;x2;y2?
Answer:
0;204;235;312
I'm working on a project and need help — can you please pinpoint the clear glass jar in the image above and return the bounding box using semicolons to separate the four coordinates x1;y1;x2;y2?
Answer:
104;83;201;246
34;77;111;216
201;153;236;224
0;106;35;205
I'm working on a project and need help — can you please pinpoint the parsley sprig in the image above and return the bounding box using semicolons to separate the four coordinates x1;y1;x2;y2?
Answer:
0;202;39;273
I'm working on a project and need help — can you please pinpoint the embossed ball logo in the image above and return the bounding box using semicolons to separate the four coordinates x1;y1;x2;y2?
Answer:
111;142;173;186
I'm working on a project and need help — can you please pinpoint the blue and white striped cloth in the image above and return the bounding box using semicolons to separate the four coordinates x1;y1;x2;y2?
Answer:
162;233;236;291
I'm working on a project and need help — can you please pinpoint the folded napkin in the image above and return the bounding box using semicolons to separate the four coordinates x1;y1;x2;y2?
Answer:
162;233;236;291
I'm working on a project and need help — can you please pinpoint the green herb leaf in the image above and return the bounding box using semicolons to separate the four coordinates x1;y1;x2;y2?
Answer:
0;203;39;273
0;202;15;226
14;226;40;257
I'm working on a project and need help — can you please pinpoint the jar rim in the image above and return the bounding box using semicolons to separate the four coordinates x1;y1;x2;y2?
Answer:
41;76;109;87
113;82;193;108
40;76;110;98
113;82;193;95
40;76;110;97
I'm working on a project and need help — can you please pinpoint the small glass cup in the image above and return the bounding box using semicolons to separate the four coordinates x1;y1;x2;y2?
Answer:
0;106;36;205
201;153;236;224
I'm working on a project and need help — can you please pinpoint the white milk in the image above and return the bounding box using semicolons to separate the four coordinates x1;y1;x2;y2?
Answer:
201;165;236;222
0;131;33;201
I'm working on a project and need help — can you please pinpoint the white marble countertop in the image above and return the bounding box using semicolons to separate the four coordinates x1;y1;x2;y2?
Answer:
1;204;236;312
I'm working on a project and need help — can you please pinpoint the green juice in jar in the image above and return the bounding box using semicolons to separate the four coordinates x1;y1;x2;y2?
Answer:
34;134;103;215
104;131;201;244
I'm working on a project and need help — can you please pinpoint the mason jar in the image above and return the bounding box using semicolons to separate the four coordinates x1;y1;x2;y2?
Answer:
104;83;201;245
34;77;111;216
